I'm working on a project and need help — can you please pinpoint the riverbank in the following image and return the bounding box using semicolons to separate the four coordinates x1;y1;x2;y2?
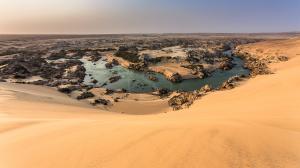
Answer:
0;37;300;168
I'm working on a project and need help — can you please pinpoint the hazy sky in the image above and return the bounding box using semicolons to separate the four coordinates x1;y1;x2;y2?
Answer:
0;0;299;34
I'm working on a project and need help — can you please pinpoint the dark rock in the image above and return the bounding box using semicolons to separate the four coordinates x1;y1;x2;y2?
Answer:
77;92;95;100
14;73;28;79
90;51;102;62
105;89;114;95
105;59;120;69
57;85;79;94
235;52;271;76
101;82;107;87
47;50;66;60
62;61;86;82
92;98;111;106
105;62;114;69
168;92;198;110
91;79;98;84
220;75;242;90
115;46;140;63
148;75;158;82
219;61;234;70
169;73;183;83
114;97;120;102
156;88;171;97
112;59;120;65
109;76;121;83
30;80;48;85
128;63;147;71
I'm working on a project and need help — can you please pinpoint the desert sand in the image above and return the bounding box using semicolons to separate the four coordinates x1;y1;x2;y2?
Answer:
1;38;300;168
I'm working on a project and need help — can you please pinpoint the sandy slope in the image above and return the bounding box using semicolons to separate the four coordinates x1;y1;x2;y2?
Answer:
1;38;300;168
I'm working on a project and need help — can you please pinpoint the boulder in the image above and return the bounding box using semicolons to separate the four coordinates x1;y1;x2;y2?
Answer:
168;92;197;110
219;61;234;70
112;59;120;65
148;75;158;82
105;89;115;95
91;79;98;84
156;88;171;97
169;73;183;83
109;76;121;83
77;92;95;100
57;85;79;94
105;62;114;69
199;84;212;93
89;51;102;62
105;59;119;69
121;88;127;93
114;97;120;102
92;98;111;106
128;63;147;71
220;75;242;90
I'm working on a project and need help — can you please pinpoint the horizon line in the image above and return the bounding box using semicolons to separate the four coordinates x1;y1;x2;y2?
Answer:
0;31;300;36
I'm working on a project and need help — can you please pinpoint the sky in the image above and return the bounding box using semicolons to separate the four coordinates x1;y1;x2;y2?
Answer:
0;0;299;34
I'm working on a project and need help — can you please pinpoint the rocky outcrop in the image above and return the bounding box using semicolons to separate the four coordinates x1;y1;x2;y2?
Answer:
105;59;120;69
219;60;234;70
105;89;115;95
111;59;120;65
181;64;205;78
155;88;171;97
0;55;58;80
91;98;111;106
62;63;86;83
89;51;102;62
105;62;114;69
168;92;198;110
128;63;147;71
199;84;212;93
220;75;243;90
148;75;158;82
234;51;272;77
29;80;48;85
169;73;183;83
168;85;212;110
115;46;140;63
57;84;80;94
244;57;271;76
47;50;67;60
77;92;95;100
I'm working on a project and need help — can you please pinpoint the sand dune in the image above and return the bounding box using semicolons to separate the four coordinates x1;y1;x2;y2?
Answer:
1;38;300;168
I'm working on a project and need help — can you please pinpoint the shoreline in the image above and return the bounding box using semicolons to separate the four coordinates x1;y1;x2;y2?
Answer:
0;45;283;114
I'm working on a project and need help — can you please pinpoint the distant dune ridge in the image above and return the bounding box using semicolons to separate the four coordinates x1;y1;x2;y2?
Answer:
1;37;300;168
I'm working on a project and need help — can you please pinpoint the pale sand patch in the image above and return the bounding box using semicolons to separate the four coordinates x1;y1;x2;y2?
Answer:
0;38;300;168
140;46;187;58
149;62;200;79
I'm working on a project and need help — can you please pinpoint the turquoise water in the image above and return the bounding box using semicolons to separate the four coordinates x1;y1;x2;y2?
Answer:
82;56;250;93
